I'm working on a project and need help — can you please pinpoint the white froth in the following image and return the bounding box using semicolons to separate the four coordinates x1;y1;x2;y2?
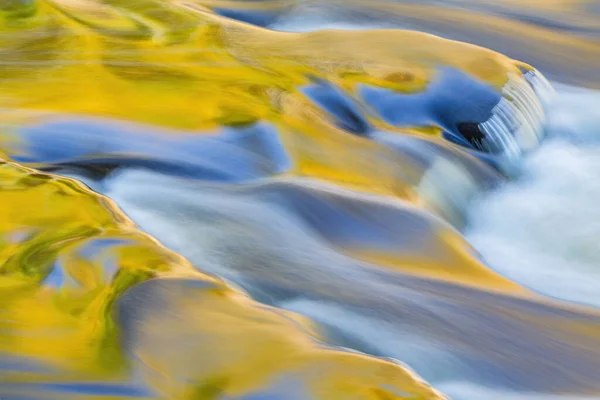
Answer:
479;72;549;159
466;85;600;307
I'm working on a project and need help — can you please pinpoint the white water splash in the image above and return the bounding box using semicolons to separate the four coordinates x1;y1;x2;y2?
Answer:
467;84;600;308
479;71;551;159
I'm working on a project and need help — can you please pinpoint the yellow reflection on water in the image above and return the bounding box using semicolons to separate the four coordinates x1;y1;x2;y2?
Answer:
0;0;534;200
0;159;443;398
0;0;525;129
2;1;597;398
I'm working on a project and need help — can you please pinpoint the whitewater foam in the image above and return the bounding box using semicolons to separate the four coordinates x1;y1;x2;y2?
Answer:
466;84;600;307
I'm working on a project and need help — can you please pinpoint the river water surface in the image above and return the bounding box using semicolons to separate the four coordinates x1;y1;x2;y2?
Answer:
0;1;599;399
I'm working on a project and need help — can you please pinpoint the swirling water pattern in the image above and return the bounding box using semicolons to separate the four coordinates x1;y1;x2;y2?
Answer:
0;1;599;399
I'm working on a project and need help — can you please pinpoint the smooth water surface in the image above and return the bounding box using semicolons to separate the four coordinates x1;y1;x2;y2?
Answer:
0;1;599;399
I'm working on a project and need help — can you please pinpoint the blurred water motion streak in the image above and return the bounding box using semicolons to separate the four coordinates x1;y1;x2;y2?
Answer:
0;1;599;399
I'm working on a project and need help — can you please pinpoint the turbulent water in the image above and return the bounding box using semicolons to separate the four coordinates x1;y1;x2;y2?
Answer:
1;1;600;399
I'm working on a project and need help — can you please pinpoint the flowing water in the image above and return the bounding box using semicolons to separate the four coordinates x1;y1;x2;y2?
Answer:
0;1;599;399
